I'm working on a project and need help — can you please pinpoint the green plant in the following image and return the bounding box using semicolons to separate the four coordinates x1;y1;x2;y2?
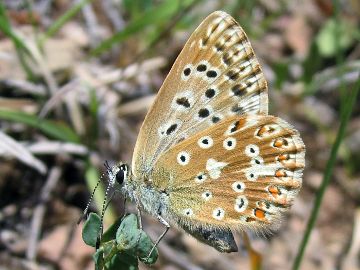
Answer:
82;213;158;270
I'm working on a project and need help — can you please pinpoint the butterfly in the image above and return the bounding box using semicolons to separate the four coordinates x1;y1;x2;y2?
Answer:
105;10;305;253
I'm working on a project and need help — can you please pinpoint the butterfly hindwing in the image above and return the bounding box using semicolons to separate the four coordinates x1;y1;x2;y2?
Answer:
150;114;305;230
132;11;268;177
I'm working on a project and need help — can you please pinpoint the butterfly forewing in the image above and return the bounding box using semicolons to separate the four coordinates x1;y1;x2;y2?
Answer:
151;115;305;230
132;11;268;177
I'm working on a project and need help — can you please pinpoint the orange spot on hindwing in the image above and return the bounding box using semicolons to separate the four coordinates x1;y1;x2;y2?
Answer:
275;169;287;177
254;208;266;219
268;186;281;197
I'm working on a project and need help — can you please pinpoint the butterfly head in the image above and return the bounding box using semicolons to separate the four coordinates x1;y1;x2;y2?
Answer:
112;163;131;186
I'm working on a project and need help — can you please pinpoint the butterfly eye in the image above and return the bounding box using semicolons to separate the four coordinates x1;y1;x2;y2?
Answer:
115;169;125;185
120;164;127;171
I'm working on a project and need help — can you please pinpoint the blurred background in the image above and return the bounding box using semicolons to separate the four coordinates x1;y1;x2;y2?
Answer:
0;0;359;269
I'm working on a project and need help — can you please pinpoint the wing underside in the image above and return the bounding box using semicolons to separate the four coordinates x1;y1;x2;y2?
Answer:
151;115;305;231
132;11;268;177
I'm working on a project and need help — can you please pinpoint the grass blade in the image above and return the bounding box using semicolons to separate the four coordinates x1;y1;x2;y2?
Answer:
90;0;193;57
0;2;36;79
0;109;80;143
40;0;93;44
0;2;30;53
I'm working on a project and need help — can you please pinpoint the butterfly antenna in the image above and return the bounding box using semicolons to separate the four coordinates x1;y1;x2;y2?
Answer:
97;161;115;247
104;160;111;171
77;172;106;224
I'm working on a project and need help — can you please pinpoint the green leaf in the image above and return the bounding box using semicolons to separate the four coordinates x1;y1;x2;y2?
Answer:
114;214;158;264
316;18;357;57
89;213;158;268
0;3;31;54
107;253;139;270
82;213;102;247
0;109;80;143
101;215;124;243
88;88;100;148
273;61;290;90
93;249;105;270
123;0;153;18
137;231;158;265
116;214;141;250
302;42;323;87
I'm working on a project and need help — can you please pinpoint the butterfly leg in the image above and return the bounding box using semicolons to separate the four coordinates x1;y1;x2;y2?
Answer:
146;214;170;259
137;206;143;230
134;203;144;250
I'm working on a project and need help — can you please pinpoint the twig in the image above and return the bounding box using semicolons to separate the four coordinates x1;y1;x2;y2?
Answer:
117;95;155;116
25;141;88;155
1;79;46;96
38;79;79;119
81;1;101;47
26;166;62;261
26;40;59;96
0;131;46;174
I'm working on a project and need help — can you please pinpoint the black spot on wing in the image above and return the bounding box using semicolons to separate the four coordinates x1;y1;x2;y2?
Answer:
198;108;210;118
166;124;178;135
176;97;190;108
